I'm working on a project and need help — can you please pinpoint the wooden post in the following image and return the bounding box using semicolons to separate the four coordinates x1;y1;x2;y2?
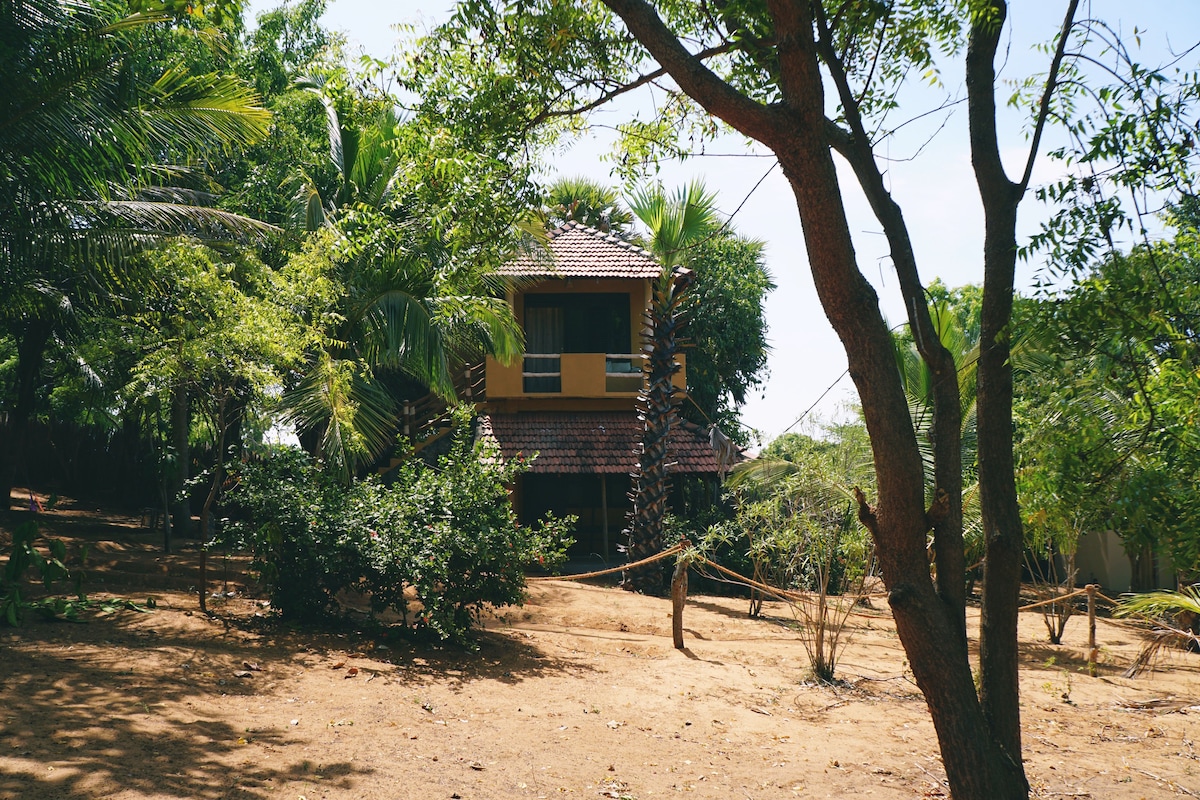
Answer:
671;544;689;650
1086;584;1098;677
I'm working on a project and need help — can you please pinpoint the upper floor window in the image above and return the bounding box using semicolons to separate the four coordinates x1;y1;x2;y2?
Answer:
523;293;631;393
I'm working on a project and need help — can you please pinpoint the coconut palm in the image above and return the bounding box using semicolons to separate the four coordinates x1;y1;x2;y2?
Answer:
0;0;274;507
280;220;524;482
620;180;719;592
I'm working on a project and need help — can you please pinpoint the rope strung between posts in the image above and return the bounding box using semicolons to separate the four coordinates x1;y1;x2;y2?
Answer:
528;543;684;582
691;557;892;619
697;557;807;602
537;548;1133;618
1017;586;1126;612
1018;586;1092;612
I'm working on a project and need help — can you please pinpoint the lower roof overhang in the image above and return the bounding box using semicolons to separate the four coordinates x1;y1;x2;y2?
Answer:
476;411;726;475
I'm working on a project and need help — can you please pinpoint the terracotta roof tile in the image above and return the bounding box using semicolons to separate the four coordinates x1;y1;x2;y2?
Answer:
499;221;662;279
477;411;721;475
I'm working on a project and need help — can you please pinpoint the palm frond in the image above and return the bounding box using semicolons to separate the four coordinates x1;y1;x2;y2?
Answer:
544;175;634;233
1114;587;1200;677
351;108;403;209
728;456;803;490
89;200;280;241
142;67;271;151
295;73;347;178
281;354;397;483
1114;586;1200;619
628;179;720;269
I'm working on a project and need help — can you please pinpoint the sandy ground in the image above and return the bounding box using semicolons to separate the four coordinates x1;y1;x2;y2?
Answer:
1;500;1199;800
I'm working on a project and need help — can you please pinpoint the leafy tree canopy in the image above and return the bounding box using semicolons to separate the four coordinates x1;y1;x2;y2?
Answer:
1014;223;1200;579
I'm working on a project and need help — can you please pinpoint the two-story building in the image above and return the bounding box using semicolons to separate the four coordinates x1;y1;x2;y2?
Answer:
476;221;726;560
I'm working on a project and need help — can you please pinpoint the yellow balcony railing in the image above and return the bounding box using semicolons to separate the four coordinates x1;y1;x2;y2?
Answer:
485;351;686;400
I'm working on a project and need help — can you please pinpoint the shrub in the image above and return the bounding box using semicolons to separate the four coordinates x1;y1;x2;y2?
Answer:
223;447;366;622
718;424;877;682
1;521;87;625
224;413;574;640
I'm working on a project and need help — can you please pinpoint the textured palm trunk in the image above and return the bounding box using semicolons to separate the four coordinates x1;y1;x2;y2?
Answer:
623;270;691;593
169;383;191;548
1;320;52;511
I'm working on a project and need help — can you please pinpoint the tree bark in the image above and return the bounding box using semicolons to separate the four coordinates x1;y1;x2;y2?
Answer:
1;319;52;511
169;383;191;545
598;1;1033;796
624;270;690;593
198;393;230;616
966;1;1077;784
813;2;966;640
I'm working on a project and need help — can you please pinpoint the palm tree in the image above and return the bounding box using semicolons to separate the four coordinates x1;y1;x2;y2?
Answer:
544;176;634;234
1115;586;1200;676
288;74;405;230
891;298;981;565
620;180;719;592
0;0;274;509
277;79;529;480
281;222;523;482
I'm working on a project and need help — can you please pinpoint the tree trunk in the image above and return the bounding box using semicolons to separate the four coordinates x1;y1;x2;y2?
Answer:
623;270;690;593
811;1;967;639
966;1;1076;785
975;197;1027;778
775;150;1025;798
169;383;191;545
1;319;52;510
593;1;1057;795
198;394;229;616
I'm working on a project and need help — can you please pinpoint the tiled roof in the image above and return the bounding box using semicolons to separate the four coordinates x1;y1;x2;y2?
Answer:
499;221;663;279
477;411;722;475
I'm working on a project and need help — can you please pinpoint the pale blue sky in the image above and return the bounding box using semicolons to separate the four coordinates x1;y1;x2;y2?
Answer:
247;0;1200;440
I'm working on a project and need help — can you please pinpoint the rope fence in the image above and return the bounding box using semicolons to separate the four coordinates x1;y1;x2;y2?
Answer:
527;543;683;583
533;548;1159;672
1018;586;1097;612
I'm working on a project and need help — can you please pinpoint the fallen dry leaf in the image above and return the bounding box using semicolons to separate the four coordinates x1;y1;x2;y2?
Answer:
345;667;359;678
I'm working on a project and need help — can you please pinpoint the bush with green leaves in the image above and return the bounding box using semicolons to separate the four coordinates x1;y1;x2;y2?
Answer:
222;447;365;621
2;521;83;625
716;423;876;682
224;414;574;640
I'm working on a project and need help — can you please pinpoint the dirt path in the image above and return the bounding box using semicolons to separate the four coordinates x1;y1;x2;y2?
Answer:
1;505;1199;799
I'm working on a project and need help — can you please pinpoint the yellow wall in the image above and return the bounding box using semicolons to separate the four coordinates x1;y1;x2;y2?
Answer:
485;354;523;396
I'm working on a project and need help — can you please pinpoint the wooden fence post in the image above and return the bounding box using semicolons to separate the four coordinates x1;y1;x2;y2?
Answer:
1086;584;1098;677
671;543;689;650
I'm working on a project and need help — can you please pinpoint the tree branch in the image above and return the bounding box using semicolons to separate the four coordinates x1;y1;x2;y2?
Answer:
966;1;1018;200
599;0;784;145
812;0;964;628
1018;0;1081;193
530;41;740;125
